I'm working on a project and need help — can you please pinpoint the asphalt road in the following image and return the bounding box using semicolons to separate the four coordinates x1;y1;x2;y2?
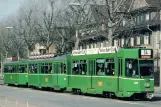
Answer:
0;80;161;107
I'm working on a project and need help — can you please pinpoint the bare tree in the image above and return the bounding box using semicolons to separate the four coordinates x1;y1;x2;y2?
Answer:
91;0;135;46
10;20;26;59
16;8;38;57
34;0;60;54
0;23;14;59
64;0;95;50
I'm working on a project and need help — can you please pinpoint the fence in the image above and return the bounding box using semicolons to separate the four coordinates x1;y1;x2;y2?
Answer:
0;96;42;107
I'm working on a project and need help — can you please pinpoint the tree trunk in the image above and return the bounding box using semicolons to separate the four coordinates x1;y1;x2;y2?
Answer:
27;46;30;57
17;49;20;60
108;28;113;46
5;51;8;61
61;38;65;54
74;30;80;50
61;29;65;53
107;21;114;46
46;46;50;54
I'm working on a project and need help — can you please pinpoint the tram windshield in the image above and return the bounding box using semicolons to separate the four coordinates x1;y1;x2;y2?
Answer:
125;59;153;78
139;60;153;78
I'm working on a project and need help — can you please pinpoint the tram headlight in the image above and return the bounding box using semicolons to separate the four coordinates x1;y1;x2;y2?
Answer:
145;83;150;88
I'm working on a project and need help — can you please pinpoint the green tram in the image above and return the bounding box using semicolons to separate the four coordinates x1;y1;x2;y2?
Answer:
3;47;154;99
3;60;28;85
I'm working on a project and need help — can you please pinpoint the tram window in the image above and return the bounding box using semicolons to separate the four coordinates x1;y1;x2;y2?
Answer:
54;64;58;74
72;60;87;75
105;59;115;76
4;67;8;73
44;63;52;74
72;60;79;75
64;64;66;74
80;60;87;75
8;66;13;73
41;64;45;74
60;63;66;74
29;64;37;73
19;65;26;73
118;59;122;76
125;59;139;77
60;63;64;74
48;63;52;73
96;59;105;76
96;59;115;76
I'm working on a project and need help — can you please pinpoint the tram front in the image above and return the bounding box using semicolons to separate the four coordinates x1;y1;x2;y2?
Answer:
138;49;154;99
118;48;154;100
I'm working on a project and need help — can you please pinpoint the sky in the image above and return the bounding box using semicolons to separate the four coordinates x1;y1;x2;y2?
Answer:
0;0;25;20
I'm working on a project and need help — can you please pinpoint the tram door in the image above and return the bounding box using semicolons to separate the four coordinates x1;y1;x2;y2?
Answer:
89;60;95;89
53;63;60;88
15;65;18;85
118;58;123;91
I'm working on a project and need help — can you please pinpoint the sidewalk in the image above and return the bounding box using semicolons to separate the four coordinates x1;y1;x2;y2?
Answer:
0;96;42;107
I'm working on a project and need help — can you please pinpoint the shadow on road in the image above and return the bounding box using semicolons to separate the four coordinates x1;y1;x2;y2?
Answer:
118;95;161;102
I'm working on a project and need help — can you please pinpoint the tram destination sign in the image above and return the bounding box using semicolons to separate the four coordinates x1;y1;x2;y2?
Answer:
72;46;118;56
139;49;153;59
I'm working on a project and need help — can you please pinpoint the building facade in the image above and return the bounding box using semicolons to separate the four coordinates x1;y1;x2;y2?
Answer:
74;0;161;86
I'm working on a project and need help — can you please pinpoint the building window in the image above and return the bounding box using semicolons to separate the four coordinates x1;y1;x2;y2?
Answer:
96;42;101;48
89;43;91;49
103;41;106;47
142;13;146;22
91;43;93;48
39;49;46;54
140;14;143;22
146;12;150;21
86;44;89;49
151;12;156;20
123;19;126;26
134;36;137;46
121;38;124;47
114;39;117;46
144;32;150;44
130;37;134;46
101;42;103;47
79;45;82;49
137;36;140;45
137;15;140;23
92;43;96;48
140;34;144;44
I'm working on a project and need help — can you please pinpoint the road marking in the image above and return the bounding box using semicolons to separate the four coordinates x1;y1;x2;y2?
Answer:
57;94;69;96
116;101;140;105
82;96;99;100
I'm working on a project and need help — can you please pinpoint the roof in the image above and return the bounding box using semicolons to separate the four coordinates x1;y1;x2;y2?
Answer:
145;0;161;7
113;11;160;35
4;55;68;65
127;0;161;12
